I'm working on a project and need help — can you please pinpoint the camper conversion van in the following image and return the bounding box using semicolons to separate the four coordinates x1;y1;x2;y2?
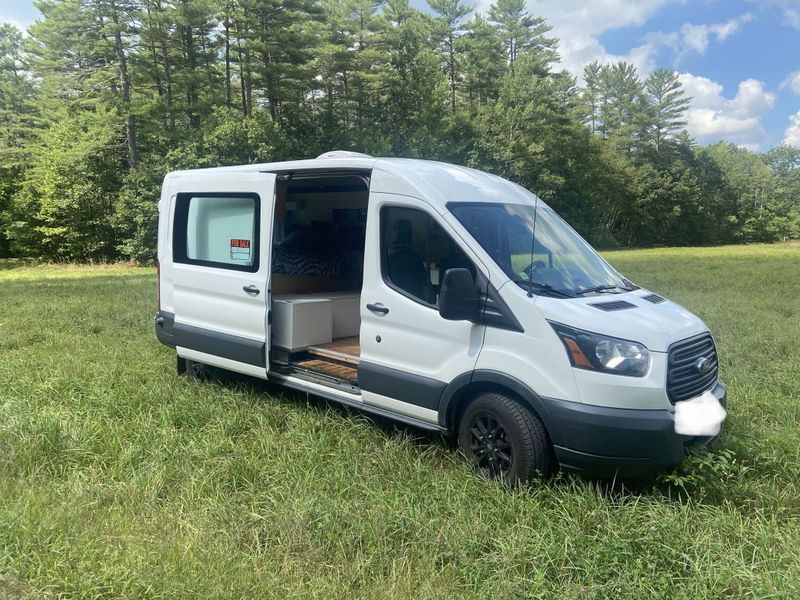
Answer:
155;152;727;483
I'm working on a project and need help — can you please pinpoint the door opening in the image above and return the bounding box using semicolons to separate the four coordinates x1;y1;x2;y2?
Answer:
267;171;370;390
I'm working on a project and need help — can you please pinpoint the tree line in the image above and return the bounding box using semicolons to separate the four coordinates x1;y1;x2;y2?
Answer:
0;0;798;262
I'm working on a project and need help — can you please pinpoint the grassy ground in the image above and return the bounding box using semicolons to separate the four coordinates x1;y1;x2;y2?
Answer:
0;244;798;599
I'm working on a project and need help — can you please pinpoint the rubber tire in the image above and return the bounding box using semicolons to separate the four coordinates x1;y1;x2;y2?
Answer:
185;359;214;383
458;392;552;485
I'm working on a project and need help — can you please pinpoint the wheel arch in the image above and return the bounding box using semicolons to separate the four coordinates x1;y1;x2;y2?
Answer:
438;370;564;445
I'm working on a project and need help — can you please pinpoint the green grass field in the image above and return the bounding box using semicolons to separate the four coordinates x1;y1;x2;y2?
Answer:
1;244;798;598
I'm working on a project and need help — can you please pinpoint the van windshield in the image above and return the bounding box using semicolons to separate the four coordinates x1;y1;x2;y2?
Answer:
448;202;635;298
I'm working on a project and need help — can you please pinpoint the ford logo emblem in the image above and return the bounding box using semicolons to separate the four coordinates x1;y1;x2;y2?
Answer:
694;357;712;374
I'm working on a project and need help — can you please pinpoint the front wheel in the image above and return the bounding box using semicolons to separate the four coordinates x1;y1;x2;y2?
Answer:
458;392;552;485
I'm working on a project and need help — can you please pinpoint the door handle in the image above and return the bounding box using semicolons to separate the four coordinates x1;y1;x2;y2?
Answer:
243;285;261;295
366;302;389;315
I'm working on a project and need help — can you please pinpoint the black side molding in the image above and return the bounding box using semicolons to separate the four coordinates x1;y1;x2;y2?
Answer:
358;361;447;411
437;370;563;442
173;322;266;367
476;271;524;333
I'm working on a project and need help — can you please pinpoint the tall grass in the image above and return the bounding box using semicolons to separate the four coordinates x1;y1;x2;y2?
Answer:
0;245;798;598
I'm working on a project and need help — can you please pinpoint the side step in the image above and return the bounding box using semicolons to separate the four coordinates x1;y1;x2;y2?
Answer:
268;372;446;433
294;358;358;383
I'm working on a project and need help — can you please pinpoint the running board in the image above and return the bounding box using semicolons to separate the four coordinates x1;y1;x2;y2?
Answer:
267;372;446;433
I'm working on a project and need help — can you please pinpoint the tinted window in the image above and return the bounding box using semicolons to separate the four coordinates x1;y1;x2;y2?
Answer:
381;206;475;307
173;193;259;271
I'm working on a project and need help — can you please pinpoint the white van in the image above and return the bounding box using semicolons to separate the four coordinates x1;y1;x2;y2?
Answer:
155;151;727;484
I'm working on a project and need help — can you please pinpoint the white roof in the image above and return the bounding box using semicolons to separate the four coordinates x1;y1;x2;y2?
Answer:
168;154;543;211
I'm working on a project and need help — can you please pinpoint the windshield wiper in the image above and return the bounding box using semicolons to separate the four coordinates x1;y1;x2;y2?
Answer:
575;284;632;296
512;279;576;298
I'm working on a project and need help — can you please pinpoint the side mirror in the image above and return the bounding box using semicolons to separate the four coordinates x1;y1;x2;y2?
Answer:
439;268;480;321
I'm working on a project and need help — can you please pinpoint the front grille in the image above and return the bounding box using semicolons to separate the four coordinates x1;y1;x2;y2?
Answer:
667;333;718;403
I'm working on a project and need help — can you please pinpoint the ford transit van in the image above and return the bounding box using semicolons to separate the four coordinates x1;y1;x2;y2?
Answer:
155;151;727;484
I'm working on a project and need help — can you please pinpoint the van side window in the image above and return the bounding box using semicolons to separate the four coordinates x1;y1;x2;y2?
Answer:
173;193;260;272
381;206;476;307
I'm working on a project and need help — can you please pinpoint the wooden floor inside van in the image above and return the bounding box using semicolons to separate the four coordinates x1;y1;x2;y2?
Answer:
290;337;361;384
306;337;360;365
294;358;358;382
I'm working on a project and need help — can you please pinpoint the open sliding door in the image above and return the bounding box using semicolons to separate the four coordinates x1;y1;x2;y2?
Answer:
170;172;276;378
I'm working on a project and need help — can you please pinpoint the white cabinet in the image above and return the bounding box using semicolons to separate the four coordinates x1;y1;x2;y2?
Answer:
272;297;332;352
271;292;361;352
327;292;361;339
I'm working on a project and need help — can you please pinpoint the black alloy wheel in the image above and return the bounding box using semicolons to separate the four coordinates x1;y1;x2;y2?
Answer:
458;392;552;485
468;412;514;479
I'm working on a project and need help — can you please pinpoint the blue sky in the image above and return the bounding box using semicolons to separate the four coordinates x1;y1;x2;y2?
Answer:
3;0;799;150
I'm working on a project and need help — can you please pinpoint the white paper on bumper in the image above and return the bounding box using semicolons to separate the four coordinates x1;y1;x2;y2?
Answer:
674;390;727;436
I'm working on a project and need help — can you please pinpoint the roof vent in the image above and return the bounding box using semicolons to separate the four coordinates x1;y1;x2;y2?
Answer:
642;293;666;304
316;150;373;159
591;300;637;312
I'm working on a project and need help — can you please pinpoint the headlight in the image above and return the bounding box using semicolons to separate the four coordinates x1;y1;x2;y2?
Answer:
549;322;651;377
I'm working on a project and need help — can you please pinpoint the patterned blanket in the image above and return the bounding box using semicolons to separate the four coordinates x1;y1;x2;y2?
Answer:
272;246;356;277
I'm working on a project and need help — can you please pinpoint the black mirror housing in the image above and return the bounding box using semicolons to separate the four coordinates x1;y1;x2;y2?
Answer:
439;268;480;321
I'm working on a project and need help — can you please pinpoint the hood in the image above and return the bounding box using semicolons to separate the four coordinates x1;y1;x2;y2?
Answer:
532;289;709;352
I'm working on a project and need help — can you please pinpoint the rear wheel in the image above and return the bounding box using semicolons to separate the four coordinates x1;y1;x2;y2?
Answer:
184;358;214;383
458;392;551;485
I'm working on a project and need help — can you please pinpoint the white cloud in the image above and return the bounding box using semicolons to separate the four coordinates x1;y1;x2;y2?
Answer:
787;8;800;29
641;14;754;66
745;0;800;29
473;2;753;82
711;13;755;41
470;1;774;147
784;111;800;147
538;0;677;76
679;74;777;149
473;0;679;76
682;13;754;53
680;24;711;54
780;71;800;95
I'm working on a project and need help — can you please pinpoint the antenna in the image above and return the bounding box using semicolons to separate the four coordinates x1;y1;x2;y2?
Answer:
527;195;539;298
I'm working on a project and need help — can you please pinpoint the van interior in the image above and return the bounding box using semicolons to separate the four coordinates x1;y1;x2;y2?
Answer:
269;171;370;390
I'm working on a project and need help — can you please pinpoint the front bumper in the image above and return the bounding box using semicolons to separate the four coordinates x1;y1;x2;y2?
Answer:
541;381;727;478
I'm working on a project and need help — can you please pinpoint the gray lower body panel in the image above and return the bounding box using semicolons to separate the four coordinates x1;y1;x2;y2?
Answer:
155;311;265;367
358;361;446;411
543;381;727;478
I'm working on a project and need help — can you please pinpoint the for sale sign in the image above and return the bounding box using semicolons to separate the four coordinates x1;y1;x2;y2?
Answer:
230;238;251;262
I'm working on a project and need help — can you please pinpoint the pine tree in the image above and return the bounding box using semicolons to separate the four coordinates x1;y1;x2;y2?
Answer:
644;68;690;154
138;0;178;131
428;0;472;112
0;24;36;257
487;0;556;75
245;0;320;122
173;0;222;129
461;15;505;110
583;61;603;134
597;62;645;151
381;0;449;155
27;0;141;167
